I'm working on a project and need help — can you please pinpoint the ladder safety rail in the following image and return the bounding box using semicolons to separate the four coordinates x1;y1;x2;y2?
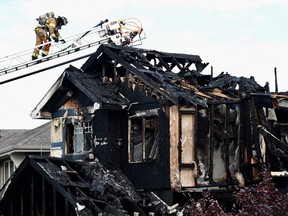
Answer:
0;17;146;77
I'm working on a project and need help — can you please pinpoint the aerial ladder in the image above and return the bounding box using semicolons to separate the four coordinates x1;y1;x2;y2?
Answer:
0;18;145;84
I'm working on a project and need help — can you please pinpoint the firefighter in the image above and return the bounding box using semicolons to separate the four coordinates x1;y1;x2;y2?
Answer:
31;14;68;60
31;12;55;60
31;15;51;60
45;16;68;43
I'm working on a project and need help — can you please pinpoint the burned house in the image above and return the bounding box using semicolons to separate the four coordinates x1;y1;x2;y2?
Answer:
1;44;288;215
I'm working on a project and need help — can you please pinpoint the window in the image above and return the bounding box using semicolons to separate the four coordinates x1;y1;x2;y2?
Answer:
2;160;15;183
65;122;93;154
128;113;159;163
65;123;74;154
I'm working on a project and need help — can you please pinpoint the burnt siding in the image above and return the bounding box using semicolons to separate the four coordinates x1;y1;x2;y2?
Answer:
93;110;109;168
92;107;171;190
93;110;123;170
106;110;123;170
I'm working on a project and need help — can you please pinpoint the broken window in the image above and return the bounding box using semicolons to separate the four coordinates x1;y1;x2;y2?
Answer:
65;122;93;155
128;111;159;163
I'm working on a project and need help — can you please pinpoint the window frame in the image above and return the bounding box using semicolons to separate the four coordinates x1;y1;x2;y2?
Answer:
2;160;15;183
128;109;159;163
65;121;93;155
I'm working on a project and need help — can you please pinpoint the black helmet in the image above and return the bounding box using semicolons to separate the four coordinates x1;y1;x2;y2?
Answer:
57;16;68;28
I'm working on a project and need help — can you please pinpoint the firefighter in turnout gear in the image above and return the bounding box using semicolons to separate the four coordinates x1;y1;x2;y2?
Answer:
32;14;51;60
31;13;68;60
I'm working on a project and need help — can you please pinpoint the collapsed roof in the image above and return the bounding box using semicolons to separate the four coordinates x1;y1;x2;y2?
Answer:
31;44;269;119
0;155;175;215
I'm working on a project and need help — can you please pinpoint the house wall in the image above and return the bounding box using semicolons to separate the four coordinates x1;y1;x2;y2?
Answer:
196;103;241;186
120;105;171;190
90;104;171;190
93;110;122;170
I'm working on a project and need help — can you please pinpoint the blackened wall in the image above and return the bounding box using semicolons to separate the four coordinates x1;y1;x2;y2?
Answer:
120;107;171;190
93;84;171;190
93;110;124;170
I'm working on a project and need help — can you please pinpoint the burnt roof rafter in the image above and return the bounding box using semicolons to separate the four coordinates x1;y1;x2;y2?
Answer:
102;45;207;73
102;46;180;104
80;45;212;106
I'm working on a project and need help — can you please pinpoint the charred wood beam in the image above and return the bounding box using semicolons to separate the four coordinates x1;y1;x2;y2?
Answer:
251;100;263;163
10;201;13;215
65;199;68;215
131;60;148;70
73;187;102;213
169;62;177;71
184;61;193;71
63;167;102;214
171;57;184;71
224;104;231;179
31;174;34;216
209;104;214;182
159;56;177;71
257;125;288;154
207;100;239;105
133;56;158;71
125;200;146;216
53;187;56;216
245;101;253;181
21;187;24;215
42;176;45;216
239;100;253;182
156;56;173;71
196;62;209;72
195;107;200;177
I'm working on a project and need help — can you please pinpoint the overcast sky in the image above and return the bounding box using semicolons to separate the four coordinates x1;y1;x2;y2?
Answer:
0;0;288;129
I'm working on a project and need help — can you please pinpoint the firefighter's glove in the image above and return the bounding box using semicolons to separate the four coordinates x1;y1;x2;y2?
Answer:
52;36;59;42
60;39;66;44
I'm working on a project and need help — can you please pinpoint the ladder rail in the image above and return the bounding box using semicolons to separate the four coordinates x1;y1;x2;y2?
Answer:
0;26;108;75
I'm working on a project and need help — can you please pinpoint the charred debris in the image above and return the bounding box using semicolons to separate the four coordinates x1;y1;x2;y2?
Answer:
1;44;288;215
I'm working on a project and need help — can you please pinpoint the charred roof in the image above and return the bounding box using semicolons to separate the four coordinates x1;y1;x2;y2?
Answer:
0;155;163;215
80;44;269;106
32;44;270;119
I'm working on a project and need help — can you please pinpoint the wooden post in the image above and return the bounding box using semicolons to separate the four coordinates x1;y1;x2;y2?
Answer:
274;67;278;93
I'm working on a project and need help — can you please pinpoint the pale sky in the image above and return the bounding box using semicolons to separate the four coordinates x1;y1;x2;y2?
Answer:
0;0;288;129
